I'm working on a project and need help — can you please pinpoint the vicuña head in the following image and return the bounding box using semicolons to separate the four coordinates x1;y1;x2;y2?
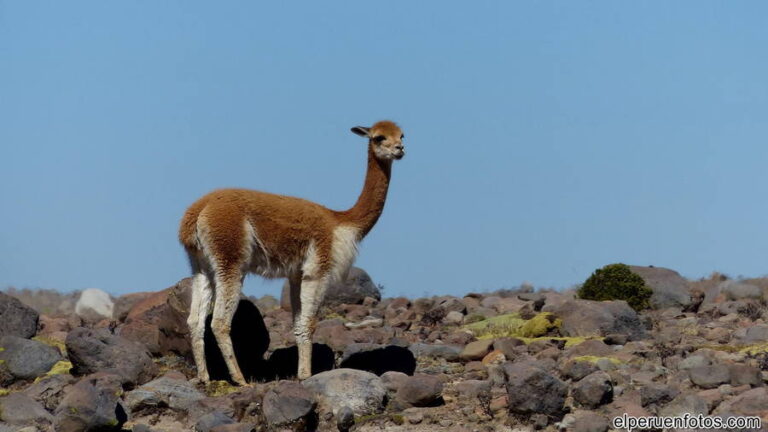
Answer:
179;120;405;384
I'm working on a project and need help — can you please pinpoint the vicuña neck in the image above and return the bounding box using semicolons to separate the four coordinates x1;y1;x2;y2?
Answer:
337;147;392;238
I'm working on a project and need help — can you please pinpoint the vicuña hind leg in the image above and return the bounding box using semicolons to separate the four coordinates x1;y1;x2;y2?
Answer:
211;272;247;386
294;277;329;379
187;273;213;382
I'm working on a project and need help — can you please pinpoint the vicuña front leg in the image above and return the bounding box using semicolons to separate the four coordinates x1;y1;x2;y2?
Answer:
294;277;329;380
187;273;213;382
211;273;248;386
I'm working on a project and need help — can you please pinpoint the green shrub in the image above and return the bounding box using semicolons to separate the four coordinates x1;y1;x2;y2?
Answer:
578;263;652;311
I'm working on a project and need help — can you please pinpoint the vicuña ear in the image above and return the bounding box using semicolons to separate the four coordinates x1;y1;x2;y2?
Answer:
350;126;370;137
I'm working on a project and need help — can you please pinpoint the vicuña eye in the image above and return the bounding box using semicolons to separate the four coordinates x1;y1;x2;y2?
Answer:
373;136;386;143
401;134;405;139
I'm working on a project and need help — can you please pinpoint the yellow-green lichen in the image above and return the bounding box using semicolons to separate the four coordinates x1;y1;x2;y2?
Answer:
0;388;10;397
518;313;562;338
698;343;768;355
463;313;527;339
571;355;622;365
32;336;67;354
517;336;597;347
205;380;239;397
34;360;73;383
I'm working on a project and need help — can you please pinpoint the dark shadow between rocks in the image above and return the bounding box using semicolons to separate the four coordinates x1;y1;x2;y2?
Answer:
264;344;335;380
205;299;270;382
339;346;416;376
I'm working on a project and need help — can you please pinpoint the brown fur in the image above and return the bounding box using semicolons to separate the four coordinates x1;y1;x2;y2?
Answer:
179;120;405;383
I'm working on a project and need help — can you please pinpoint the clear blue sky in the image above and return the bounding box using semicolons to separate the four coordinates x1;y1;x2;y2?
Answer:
2;2;767;298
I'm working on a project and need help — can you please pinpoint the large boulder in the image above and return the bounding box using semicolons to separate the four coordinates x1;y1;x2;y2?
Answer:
281;267;380;311
0;292;39;338
504;361;568;418
65;327;158;387
394;374;444;408
549;299;647;340
75;288;115;322
0;336;63;384
54;372;127;432
302;368;386;416
628;266;692;309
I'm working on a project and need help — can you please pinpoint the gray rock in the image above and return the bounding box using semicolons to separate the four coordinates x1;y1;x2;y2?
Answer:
0;336;62;383
689;364;731;389
443;311;464;325
125;375;205;415
22;373;76;412
454;380;492;401
729;364;762;387
302;368;386;416
380;371;408;397
438;298;467;315
408;343;462;362
572;371;613;408
262;381;316;427
658;393;708;417
0;393;53;427
0;292;39;339
564;411;610;432
639;383;679;407
66;327;157;387
740;324;768;344
504;361;567;417
714;387;768;416
281;267;380;311
211;424;256;432
394;374;443;407
677;354;711;371
561;359;599;381
195;411;234;432
629;265;692;309
54;372;127;432
336;405;355;432
551;300;647;340
722;281;764;301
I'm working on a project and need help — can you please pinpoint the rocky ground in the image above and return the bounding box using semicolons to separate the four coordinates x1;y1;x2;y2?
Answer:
2;266;768;431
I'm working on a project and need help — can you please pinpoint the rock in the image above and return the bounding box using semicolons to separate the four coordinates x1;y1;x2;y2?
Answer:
344;317;383;329
454;380;492;401
0;336;62;383
0;393;53;428
715;387;768;416
689;364;731;389
562;411;610;432
302;368;386;416
603;334;628;345
54;373;128;432
740;324;768;344
336;405;355;432
438;298;467;315
677;354;711;370
113;292;155;322
394;374;443;407
561;359;599;381
572;371;613;408
23;374;76;412
729;364;762;387
639;383;679;407
504;361;567;418
628;265;692;309
281;267;380;311
75;288;115;322
408;343;462;362
65;327;158;387
195;411;235;432
722;280;764;301
566;340;614;358
125;375;205;415
551;299;647;340
459;339;494;362
211;424;256;432
443;311;464;325
262;381;316;428
339;344;416;376
0;292;39;339
380;371;408;397
493;337;526;360
658;393;708;417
